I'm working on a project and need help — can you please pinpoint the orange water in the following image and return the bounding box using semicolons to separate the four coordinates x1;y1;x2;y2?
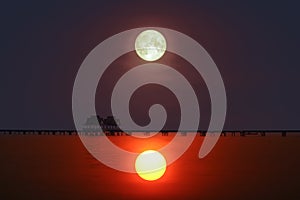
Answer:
0;134;300;199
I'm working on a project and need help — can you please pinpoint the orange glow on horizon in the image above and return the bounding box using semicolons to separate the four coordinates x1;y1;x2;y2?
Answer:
108;132;175;153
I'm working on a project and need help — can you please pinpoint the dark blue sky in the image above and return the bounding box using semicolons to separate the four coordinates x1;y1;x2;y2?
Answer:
1;1;299;130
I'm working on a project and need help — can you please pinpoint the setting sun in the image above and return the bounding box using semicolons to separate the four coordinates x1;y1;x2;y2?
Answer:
135;150;167;181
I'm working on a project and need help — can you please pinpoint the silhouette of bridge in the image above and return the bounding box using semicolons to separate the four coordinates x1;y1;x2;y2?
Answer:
0;116;297;136
0;129;297;137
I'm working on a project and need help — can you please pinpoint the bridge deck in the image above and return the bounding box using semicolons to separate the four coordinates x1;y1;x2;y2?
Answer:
0;130;298;136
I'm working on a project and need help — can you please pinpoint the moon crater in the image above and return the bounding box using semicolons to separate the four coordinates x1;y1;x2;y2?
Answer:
135;30;167;61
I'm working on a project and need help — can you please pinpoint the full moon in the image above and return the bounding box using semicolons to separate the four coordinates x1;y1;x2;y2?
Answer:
135;30;167;61
135;150;167;181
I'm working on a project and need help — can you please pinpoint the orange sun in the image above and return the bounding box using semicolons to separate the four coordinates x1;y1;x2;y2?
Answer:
135;150;167;181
